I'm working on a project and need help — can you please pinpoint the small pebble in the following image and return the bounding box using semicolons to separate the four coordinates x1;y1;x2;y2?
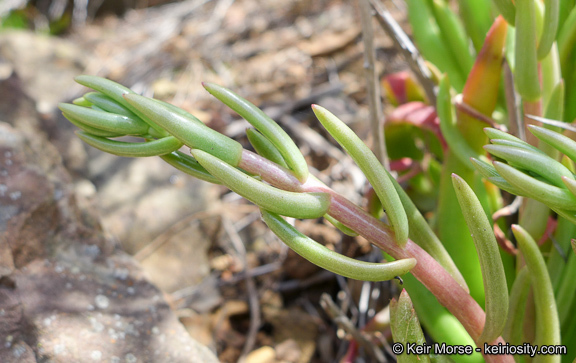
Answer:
91;350;102;361
95;295;109;309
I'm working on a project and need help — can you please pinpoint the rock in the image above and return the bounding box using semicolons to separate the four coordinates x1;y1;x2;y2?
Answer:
0;113;217;362
94;155;215;255
0;30;85;112
244;346;276;363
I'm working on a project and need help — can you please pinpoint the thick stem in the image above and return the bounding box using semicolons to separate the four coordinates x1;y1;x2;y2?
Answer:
239;150;514;362
523;99;542;145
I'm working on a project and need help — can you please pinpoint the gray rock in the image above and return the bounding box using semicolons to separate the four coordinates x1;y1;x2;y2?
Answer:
0;77;217;362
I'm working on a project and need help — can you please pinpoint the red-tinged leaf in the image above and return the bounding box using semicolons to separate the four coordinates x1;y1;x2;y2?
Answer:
493;223;518;255
456;16;508;154
382;72;427;106
538;217;558;245
388;102;446;149
390;158;415;173
462;16;508;116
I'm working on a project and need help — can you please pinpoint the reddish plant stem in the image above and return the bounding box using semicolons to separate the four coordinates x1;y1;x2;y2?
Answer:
240;150;513;362
523;100;542;146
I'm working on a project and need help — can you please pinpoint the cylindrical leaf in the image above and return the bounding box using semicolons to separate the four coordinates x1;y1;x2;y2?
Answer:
437;76;482;170
452;174;509;343
515;0;542;101
431;0;474;76
323;214;358;237
489;139;547;155
203;83;309;182
456;0;493;52
512;225;561;362
59;103;149;135
484;144;574;188
406;0;465;90
74;75;168;137
390;289;431;363
84;92;139;118
558;5;576;74
312;104;409;246
471;158;526;196
76;132;183;157
159;151;221;184
246;128;288;168
537;0;560;59
494;161;576;210
492;0;516;25
562;176;576;197
124;93;244;167
529;124;576;164
262;211;415;281
484;127;544;154
556;243;576;326
192;149;330;219
502;267;530;344
63;113;124;138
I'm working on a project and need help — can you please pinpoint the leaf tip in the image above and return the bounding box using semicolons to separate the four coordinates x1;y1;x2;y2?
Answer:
202;82;216;91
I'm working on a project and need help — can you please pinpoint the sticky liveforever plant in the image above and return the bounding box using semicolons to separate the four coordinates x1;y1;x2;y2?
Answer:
60;0;576;361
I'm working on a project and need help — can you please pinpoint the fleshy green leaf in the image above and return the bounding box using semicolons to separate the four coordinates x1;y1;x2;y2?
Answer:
406;0;465;90
203;83;309;182
493;161;576;210
323;214;359;237
159;151;221;184
456;0;493;52
124;93;244;167
63;113;125;138
72;96;92;107
151;98;205;126
537;0;560;59
74;75;168;137
471;157;526;196
452;174;508;343
502;267;530;344
558;5;576;74
489;139;547;155
76;132;183;157
431;0;474;76
390;289;431;363
437;76;483;170
59;103;149;135
261;211;416;281
556;240;576;328
192;149;330;219
529;124;576;164
562;176;576;197
492;0;516;25
512;225;561;362
484;144;574;187
515;0;541;101
246;128;288;168
84;92;139;118
484;127;545;154
552;208;576;224
312;104;409;246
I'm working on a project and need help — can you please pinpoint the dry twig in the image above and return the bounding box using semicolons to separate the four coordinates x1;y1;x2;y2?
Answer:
359;0;388;169
368;0;436;105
